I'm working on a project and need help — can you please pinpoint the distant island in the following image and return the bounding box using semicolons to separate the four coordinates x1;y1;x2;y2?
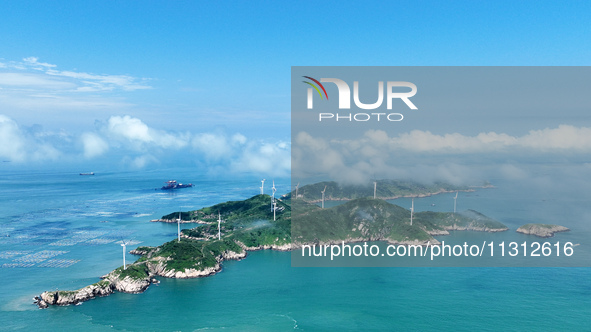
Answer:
34;180;505;309
516;224;570;238
290;180;491;202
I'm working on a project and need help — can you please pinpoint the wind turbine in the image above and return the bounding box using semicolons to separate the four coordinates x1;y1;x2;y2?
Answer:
217;211;222;240
373;181;377;199
119;240;129;270
271;180;276;211
295;182;300;199
410;198;414;226
273;200;277;221
453;191;458;214
321;185;327;208
260;179;266;195
177;211;181;242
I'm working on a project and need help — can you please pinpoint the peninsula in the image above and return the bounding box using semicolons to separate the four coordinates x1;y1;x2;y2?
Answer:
35;181;506;309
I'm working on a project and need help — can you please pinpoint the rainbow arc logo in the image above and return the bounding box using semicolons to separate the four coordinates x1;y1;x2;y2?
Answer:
302;76;328;100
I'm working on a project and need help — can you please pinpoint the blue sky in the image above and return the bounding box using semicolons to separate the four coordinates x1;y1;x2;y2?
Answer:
1;1;591;174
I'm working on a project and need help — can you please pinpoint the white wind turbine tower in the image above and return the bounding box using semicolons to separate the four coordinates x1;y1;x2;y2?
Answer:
260;179;266;195
271;180;276;210
273;199;277;221
410;198;414;226
119;240;129;270
453;191;458;214
177;211;181;242
373;181;377;199
321;185;327;209
272;180;278;221
217;211;222;240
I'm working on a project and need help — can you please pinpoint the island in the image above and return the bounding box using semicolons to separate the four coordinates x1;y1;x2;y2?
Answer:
516;223;570;238
291;180;490;202
292;197;507;247
34;181;506;309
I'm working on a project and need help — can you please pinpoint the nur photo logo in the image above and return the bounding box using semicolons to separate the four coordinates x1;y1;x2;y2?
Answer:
303;76;419;122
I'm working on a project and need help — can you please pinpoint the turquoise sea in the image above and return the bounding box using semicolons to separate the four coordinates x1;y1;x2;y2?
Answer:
1;168;590;331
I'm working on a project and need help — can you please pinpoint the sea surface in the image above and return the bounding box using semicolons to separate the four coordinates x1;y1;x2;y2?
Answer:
0;167;590;331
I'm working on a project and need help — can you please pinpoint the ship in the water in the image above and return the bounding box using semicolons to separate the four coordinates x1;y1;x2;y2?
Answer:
161;180;194;190
80;172;95;176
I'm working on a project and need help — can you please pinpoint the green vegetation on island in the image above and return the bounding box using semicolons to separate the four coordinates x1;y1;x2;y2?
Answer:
35;180;506;309
292;197;508;246
161;194;290;223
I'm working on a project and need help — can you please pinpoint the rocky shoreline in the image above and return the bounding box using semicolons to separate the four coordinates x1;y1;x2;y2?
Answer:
34;269;154;308
35;221;509;309
516;224;570;238
34;185;504;309
34;243;288;308
150;218;208;224
442;224;509;233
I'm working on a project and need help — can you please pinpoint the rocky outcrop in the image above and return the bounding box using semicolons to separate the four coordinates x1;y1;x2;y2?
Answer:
425;229;450;236
517;224;570;238
150;219;208;224
443;224;508;232
110;275;151;293
36;280;115;308
235;240;292;252
221;249;247;260
147;260;220;278
35;269;154;308
129;247;155;256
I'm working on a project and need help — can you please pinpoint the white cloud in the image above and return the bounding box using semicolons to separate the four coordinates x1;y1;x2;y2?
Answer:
0;115;27;162
128;154;158;169
16;57;151;91
294;125;591;184
104;115;188;150
107;115;153;142
519;125;591;151
0;57;151;113
0;73;75;89
499;164;528;180
292;132;350;181
0;113;290;175
81;132;109;158
191;131;290;177
192;133;232;160
23;57;57;69
340;125;591;154
45;69;151;92
0;115;61;162
232;133;247;145
232;140;291;177
1;57;150;103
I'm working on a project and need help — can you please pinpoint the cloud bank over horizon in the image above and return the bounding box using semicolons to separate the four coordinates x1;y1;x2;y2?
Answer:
292;126;591;185
4;112;591;182
0;114;290;177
